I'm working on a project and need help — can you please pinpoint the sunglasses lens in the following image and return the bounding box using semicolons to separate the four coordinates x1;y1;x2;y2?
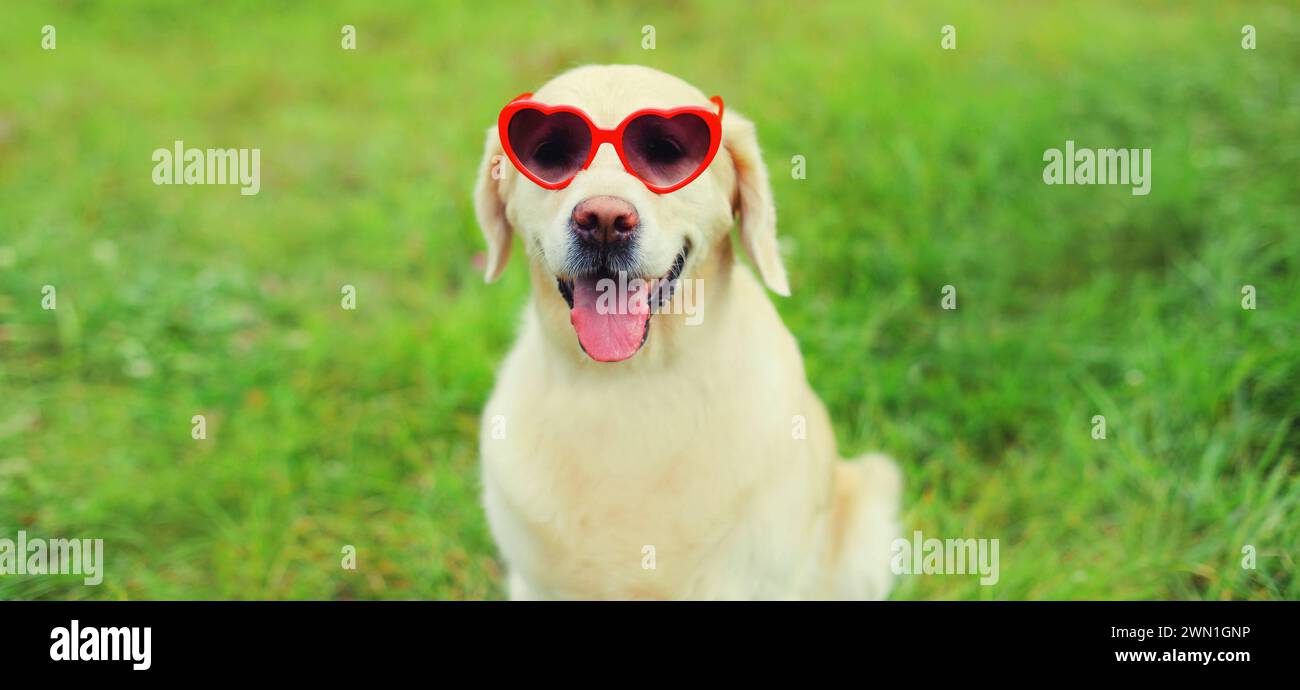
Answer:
622;113;712;188
506;109;591;184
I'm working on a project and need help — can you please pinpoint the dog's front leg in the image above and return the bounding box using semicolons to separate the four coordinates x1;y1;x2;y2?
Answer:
506;571;542;601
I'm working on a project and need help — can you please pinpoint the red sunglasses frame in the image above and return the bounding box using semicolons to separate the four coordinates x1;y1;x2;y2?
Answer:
497;93;725;194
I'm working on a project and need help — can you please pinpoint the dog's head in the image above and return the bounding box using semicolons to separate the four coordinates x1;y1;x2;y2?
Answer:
474;64;787;362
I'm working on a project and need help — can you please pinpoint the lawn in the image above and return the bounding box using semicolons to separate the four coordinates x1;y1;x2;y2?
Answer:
0;0;1296;600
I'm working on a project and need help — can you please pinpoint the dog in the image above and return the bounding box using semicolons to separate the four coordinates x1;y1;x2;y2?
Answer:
474;64;902;599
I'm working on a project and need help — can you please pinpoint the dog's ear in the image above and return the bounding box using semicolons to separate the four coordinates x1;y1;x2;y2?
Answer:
723;111;790;296
474;125;512;283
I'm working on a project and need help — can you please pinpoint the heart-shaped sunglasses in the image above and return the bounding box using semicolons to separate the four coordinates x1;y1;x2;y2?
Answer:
498;94;724;194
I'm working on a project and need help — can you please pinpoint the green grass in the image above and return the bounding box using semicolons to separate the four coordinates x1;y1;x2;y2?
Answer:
0;0;1296;600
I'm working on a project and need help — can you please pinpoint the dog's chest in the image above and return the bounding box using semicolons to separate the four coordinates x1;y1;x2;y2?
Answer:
478;312;825;598
481;371;792;597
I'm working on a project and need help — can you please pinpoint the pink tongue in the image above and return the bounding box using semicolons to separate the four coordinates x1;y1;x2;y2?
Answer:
570;275;651;362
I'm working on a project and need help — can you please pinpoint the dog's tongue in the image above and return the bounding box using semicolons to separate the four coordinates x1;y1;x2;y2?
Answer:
570;275;651;362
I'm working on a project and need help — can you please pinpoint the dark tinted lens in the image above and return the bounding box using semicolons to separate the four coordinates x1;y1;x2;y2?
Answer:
622;113;711;187
507;109;591;184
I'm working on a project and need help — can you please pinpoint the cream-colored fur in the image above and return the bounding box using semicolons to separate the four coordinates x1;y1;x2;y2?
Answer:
474;65;902;599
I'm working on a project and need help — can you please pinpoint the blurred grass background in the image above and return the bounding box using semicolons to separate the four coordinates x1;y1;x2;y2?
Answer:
0;0;1297;600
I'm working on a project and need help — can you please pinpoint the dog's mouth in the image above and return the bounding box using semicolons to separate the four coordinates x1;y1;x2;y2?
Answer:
556;245;689;362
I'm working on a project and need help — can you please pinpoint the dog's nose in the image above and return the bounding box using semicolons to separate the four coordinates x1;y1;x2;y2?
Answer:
571;196;639;246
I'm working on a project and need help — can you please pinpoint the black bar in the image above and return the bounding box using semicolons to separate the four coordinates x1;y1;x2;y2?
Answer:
0;601;1291;677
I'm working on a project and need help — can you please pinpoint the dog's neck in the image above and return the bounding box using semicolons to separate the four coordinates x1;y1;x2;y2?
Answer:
529;239;737;371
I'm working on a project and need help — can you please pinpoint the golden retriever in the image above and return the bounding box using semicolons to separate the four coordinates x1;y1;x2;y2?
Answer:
474;64;901;599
